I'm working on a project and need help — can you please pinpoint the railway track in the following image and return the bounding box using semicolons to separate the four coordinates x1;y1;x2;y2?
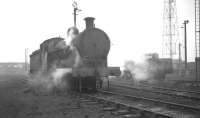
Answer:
110;81;200;100
126;80;200;93
107;83;200;111
79;90;200;118
138;82;200;96
110;82;200;101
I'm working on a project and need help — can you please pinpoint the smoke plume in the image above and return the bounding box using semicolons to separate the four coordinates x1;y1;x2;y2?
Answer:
122;53;162;82
123;60;149;81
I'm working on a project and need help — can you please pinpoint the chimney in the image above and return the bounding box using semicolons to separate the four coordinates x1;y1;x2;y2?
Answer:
84;17;95;29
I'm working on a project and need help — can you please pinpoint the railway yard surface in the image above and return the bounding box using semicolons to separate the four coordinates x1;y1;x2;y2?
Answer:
0;73;117;118
1;73;200;118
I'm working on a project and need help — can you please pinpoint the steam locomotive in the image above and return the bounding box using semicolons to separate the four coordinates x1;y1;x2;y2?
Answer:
29;17;121;92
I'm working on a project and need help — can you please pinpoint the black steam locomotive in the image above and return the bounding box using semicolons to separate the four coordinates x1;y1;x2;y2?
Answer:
29;17;121;92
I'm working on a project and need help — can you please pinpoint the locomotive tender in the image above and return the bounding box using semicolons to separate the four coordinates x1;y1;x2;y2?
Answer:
30;17;121;92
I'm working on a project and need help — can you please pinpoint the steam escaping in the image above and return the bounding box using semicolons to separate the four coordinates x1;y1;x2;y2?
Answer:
28;29;83;93
28;45;82;93
132;63;149;80
28;47;81;92
123;60;149;81
122;53;163;82
51;68;72;87
28;68;73;93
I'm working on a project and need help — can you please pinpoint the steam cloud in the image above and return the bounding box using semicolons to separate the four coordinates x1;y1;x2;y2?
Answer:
51;68;72;88
29;52;80;92
28;68;72;92
123;60;149;81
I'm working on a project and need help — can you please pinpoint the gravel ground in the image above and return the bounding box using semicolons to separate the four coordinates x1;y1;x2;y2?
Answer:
0;73;116;118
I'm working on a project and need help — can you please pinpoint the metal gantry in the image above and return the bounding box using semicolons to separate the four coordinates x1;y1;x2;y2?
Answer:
195;0;200;80
162;0;180;71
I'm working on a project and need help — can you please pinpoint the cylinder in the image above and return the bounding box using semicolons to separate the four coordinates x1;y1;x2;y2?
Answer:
84;17;95;29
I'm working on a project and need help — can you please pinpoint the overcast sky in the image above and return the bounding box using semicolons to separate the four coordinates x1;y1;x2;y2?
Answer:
0;0;194;67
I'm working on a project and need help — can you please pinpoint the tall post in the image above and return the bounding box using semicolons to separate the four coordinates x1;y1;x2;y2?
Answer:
183;20;189;70
73;7;77;27
72;1;81;27
25;48;28;72
179;43;181;62
178;43;181;71
25;48;26;71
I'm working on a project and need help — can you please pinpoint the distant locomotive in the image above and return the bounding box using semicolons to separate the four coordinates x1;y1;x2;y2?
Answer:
30;17;121;92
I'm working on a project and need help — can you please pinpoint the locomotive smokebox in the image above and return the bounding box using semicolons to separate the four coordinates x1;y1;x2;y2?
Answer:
84;17;95;29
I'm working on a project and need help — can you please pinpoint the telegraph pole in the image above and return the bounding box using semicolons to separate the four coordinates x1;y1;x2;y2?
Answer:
179;43;181;62
178;43;182;73
179;43;181;63
183;20;189;70
25;48;28;72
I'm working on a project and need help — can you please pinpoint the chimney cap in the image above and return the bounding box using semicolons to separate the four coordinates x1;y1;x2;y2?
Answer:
84;17;95;21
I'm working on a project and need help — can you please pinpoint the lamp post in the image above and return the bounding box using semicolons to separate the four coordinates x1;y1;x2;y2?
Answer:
183;20;189;70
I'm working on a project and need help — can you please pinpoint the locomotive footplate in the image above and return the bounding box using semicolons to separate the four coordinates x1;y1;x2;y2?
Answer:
72;67;121;77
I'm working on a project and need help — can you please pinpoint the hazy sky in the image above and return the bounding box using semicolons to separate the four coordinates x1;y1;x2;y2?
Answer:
0;0;194;67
